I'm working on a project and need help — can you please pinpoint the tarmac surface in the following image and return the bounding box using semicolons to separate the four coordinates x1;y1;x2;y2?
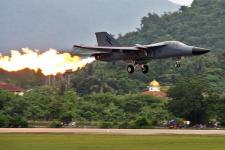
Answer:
0;128;225;135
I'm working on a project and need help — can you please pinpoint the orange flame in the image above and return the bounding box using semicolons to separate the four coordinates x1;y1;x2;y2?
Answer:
0;48;95;76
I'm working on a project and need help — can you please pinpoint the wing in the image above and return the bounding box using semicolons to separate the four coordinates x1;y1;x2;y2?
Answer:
74;43;168;53
74;44;138;52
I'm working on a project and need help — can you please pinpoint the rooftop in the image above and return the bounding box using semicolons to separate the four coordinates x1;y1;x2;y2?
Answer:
0;82;25;92
149;80;160;87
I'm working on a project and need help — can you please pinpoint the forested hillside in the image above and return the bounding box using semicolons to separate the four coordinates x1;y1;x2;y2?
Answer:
0;0;224;95
119;0;225;50
1;0;225;128
72;0;225;95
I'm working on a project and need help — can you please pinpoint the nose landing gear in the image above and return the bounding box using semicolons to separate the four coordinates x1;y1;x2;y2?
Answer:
175;61;181;68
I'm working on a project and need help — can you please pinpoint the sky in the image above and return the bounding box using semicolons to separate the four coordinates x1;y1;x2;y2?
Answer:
0;0;190;50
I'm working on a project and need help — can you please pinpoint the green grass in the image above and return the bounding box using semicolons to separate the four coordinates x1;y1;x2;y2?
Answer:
0;134;225;150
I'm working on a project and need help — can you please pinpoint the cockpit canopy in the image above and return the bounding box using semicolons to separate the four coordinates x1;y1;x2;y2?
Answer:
164;41;187;46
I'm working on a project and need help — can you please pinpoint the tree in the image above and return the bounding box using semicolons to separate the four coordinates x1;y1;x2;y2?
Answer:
131;117;151;129
23;86;62;120
215;97;225;126
0;113;8;127
167;77;210;124
0;90;28;127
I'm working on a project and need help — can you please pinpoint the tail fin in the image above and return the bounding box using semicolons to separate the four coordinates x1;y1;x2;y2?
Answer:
95;32;120;46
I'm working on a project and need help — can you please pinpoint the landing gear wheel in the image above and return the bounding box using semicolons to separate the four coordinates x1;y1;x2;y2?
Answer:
175;61;181;68
142;65;149;74
175;63;181;68
127;65;135;74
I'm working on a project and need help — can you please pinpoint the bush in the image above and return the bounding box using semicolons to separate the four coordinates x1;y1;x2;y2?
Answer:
8;116;28;128
99;122;114;128
0;114;9;127
50;120;63;128
118;122;131;129
130;117;151;129
60;112;74;124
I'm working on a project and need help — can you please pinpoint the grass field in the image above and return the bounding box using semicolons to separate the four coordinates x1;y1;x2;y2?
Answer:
0;134;225;150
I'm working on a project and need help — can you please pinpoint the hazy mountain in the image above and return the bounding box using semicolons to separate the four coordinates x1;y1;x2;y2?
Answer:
0;0;179;50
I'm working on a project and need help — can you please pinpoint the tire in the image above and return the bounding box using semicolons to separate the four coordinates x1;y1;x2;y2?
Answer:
175;63;181;68
127;65;135;74
142;65;149;74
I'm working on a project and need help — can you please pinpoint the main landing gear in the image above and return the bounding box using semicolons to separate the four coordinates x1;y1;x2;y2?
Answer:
127;65;135;74
141;65;149;74
127;64;149;74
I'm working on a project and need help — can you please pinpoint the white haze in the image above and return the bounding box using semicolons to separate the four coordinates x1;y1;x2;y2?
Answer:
0;0;180;50
168;0;194;7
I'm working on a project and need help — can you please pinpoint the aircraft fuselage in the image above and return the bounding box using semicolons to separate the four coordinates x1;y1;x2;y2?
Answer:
93;41;209;63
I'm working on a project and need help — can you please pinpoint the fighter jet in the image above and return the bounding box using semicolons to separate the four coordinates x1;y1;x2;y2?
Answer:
74;32;210;74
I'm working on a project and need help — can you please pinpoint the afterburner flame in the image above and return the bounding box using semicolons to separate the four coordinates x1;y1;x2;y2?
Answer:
0;48;95;76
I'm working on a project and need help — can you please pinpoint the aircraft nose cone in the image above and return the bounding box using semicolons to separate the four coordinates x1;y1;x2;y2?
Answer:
192;47;210;55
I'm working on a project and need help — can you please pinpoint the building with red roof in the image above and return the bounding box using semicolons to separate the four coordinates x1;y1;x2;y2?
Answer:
0;81;25;95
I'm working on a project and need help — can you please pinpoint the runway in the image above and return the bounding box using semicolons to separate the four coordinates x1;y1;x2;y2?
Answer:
0;128;225;135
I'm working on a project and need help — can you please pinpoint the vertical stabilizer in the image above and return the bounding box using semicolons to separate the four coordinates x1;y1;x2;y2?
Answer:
95;32;120;46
